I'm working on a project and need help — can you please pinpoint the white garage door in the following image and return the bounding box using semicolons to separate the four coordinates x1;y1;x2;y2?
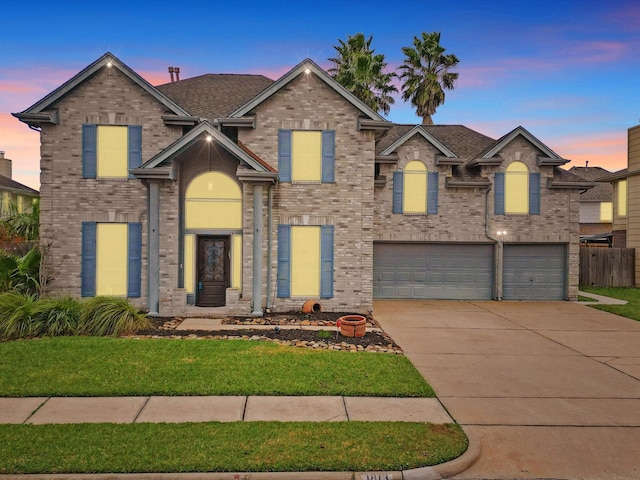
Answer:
374;243;494;300
503;244;566;300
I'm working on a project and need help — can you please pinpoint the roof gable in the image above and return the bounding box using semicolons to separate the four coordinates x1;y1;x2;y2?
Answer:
134;121;276;180
482;126;565;162
14;52;190;123
228;58;387;122
378;125;457;159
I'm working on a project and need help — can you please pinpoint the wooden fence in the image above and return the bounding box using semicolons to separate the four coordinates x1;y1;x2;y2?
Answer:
579;247;635;287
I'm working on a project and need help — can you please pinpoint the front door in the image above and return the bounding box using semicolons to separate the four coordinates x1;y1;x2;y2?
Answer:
196;236;229;307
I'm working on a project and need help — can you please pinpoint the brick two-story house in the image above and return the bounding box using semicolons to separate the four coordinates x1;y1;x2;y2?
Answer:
14;53;591;316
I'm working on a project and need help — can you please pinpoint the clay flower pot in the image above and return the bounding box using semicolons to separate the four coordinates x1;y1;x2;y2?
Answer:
338;315;366;338
302;300;321;314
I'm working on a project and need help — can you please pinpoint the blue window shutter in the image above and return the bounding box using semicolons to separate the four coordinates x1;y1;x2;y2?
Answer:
82;125;97;179
277;225;291;297
81;222;97;296
278;130;292;182
320;225;334;298
427;172;439;214
529;172;541;215
393;171;404;213
494;173;505;215
321;130;335;183
128;125;142;178
127;223;142;297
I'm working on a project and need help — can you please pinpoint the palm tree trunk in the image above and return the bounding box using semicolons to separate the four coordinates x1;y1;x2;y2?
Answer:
422;115;434;125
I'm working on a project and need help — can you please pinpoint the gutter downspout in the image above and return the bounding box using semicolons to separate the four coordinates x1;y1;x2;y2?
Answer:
485;186;503;301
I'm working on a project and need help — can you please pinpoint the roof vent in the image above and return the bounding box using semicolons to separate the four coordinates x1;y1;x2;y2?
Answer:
168;67;181;83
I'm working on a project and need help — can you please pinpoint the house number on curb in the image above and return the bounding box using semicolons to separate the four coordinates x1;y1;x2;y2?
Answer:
361;474;393;480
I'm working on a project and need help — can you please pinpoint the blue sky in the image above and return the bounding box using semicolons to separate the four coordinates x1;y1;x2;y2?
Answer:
1;0;638;189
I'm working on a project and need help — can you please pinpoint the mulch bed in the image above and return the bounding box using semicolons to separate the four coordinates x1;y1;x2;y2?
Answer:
136;312;403;354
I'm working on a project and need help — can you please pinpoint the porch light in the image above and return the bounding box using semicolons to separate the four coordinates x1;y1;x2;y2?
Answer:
305;68;311;74
206;135;213;142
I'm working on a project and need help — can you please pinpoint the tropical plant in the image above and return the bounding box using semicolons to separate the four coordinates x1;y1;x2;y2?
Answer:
0;292;39;340
0;247;40;295
0;199;39;241
399;32;459;125
78;296;152;337
328;33;398;115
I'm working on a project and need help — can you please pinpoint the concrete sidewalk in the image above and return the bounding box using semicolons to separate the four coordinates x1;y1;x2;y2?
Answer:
0;395;452;425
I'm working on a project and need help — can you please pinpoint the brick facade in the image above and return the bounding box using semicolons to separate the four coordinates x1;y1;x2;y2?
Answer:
18;53;587;316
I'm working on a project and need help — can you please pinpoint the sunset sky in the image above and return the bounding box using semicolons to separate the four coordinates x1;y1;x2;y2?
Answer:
1;0;638;189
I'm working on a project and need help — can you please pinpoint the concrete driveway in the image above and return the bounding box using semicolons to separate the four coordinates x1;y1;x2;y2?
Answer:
374;300;640;480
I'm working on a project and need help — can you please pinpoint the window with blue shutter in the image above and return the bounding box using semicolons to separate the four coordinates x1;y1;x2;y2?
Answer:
83;124;141;179
81;222;97;296
320;225;334;298
127;125;142;177
278;130;292;182
277;225;291;297
127;223;142;297
494;172;505;215
393;171;404;213
529;172;541;215
82;125;97;179
427;172;439;215
321;130;335;183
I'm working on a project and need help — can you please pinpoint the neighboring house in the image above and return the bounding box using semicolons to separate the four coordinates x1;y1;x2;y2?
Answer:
569;164;613;245
601;123;640;281
13;53;592;316
0;151;39;218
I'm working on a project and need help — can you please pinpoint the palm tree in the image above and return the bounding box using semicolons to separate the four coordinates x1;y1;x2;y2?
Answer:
328;33;397;115
399;32;459;125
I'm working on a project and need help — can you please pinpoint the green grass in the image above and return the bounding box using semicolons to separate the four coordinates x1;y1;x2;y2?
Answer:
0;337;433;397
581;286;640;321
0;422;467;474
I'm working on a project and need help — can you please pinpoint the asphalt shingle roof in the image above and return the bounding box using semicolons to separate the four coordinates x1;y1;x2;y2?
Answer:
0;175;38;195
568;166;613;201
156;74;274;120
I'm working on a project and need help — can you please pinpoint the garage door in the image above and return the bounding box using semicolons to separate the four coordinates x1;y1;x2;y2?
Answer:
503;244;566;300
374;243;494;300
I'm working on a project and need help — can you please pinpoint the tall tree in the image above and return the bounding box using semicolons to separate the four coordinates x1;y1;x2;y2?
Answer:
328;33;397;115
399;32;459;125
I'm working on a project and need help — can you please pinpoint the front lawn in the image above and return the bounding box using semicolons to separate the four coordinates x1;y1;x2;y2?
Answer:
0;337;464;475
581;286;640;321
0;336;433;397
0;422;467;474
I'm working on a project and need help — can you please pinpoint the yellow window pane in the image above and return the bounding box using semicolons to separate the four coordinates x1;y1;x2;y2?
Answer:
2;192;9;214
184;234;195;294
96;224;128;296
505;162;529;214
600;202;613;222
403;161;427;213
185;172;241;200
185;200;242;229
291;226;320;297
618;180;627;217
97;126;128;178
232;234;242;290
292;131;321;182
185;172;242;229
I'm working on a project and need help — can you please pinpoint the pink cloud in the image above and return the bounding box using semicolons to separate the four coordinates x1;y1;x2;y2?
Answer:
0;113;40;189
551;131;627;172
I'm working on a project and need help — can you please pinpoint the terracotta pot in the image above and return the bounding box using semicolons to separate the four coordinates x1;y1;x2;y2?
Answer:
338;315;366;338
302;300;321;314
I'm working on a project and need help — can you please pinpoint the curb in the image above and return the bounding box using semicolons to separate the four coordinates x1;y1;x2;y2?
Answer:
0;429;480;480
402;427;481;479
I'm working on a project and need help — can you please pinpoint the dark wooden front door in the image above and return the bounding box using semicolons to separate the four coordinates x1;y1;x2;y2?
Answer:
196;236;229;307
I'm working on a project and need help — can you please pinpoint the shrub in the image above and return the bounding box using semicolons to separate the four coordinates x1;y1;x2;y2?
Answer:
78;296;152;337
0;292;39;340
33;296;83;337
